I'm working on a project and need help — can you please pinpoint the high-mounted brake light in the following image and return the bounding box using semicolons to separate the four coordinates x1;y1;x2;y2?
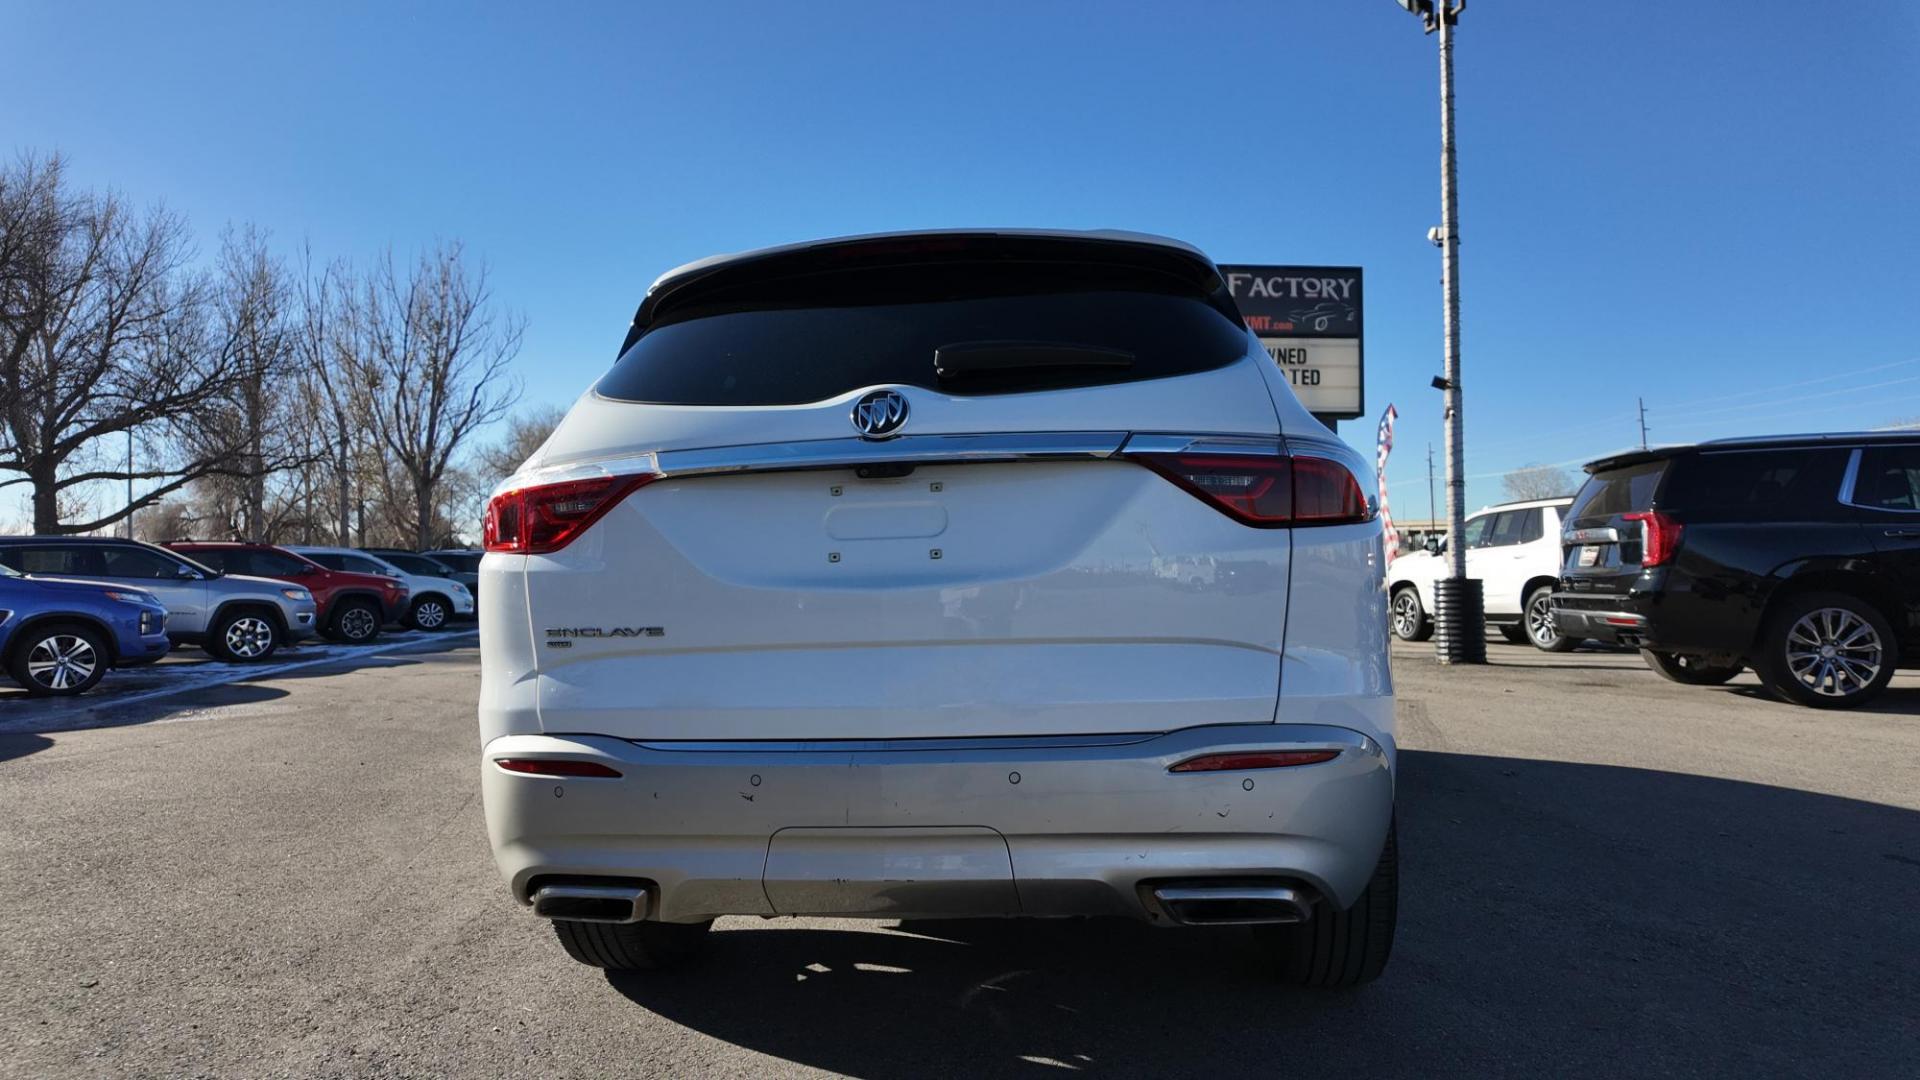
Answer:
1169;750;1341;773
484;474;655;554
1621;510;1682;567
1131;453;1372;527
493;758;623;778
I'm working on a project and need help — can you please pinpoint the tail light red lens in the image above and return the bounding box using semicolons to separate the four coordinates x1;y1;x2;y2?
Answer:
1131;453;1372;527
1622;510;1682;567
1169;750;1341;773
484;474;655;554
493;758;623;778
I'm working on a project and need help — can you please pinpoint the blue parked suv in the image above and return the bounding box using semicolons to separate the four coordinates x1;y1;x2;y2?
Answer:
0;562;171;695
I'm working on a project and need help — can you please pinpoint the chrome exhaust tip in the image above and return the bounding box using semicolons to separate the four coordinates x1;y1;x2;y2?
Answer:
1150;883;1312;926
530;883;650;924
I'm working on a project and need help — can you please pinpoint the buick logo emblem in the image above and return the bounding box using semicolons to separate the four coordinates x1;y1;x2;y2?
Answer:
850;389;909;440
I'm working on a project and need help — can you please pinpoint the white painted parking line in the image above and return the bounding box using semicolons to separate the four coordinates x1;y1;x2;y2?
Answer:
0;630;478;733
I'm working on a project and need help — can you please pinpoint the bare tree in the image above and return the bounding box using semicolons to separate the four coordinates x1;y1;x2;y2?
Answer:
133;499;197;542
0;153;279;534
1502;462;1576;502
342;244;522;548
477;402;564;482
181;225;318;538
293;251;370;545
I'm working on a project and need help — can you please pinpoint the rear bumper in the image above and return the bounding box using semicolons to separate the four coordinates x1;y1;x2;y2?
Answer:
481;723;1394;923
1550;595;1649;644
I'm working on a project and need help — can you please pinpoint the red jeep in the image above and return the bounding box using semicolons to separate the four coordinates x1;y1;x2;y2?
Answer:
166;542;409;644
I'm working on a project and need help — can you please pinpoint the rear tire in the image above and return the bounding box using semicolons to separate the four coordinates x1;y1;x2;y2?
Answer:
1641;649;1742;685
1753;591;1896;709
6;622;108;696
1524;586;1578;652
1256;817;1397;988
552;919;713;971
1390;587;1432;642
1497;625;1528;645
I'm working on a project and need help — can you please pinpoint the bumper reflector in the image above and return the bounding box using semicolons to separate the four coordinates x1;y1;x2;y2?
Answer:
1169;750;1340;773
494;758;623;779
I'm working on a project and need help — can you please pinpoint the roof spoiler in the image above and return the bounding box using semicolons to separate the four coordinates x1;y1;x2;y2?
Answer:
616;230;1234;358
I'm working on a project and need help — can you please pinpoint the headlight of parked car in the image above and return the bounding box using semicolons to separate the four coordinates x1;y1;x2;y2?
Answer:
281;588;313;602
452;583;470;594
104;590;157;606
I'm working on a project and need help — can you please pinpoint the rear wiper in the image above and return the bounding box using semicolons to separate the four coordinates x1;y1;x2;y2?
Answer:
933;341;1135;380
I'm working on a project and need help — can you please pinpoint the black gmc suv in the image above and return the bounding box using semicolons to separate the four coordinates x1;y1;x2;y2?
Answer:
1554;432;1920;708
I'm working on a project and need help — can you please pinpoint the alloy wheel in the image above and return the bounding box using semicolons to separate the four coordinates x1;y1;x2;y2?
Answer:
1526;593;1558;647
225;616;275;659
26;634;98;691
1784;607;1882;698
415;600;447;629
1391;593;1421;639
339;607;378;641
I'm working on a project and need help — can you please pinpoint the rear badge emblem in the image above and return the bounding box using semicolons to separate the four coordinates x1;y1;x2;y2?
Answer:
851;389;909;440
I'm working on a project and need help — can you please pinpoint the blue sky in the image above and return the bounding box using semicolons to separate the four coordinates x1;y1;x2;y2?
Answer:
5;0;1917;517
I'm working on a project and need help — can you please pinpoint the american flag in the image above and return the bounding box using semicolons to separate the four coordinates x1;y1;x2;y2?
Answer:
1376;404;1399;562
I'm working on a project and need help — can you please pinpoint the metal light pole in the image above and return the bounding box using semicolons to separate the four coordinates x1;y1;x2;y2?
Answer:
125;427;135;540
1396;0;1484;662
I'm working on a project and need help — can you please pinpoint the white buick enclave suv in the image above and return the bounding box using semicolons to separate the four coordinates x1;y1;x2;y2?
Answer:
478;230;1398;987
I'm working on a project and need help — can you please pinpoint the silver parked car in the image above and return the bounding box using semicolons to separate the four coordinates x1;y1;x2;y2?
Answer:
0;538;317;661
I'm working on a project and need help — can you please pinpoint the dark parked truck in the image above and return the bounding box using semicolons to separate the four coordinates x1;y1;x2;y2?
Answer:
1554;432;1920;708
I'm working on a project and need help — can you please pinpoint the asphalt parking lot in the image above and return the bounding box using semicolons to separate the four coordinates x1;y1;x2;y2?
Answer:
2;637;1916;1078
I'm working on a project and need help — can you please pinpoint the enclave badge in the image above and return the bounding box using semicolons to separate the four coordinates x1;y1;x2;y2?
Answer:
546;627;665;638
850;389;909;440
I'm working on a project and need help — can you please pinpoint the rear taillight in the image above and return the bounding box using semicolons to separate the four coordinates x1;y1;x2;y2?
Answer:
484;474;655;554
1622;510;1682;567
1131;453;1372;527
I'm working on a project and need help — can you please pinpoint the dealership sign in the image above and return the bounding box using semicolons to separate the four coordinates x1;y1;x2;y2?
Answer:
1218;264;1364;420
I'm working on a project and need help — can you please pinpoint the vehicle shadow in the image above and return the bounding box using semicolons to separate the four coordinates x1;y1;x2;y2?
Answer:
605;750;1920;1078
1718;683;1920;715
0;731;52;763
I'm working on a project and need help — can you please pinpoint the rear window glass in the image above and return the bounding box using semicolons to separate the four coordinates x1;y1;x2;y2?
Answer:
596;261;1250;405
1569;461;1668;520
1663;449;1848;516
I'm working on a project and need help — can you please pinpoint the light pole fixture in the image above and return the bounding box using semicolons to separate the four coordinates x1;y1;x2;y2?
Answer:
1393;0;1484;663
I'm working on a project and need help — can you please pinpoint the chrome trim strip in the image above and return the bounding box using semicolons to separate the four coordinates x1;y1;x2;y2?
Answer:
631;726;1375;755
1564;527;1620;543
1118;433;1284;457
654;431;1128;478
1279;433;1353;461
1837;446;1865;507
